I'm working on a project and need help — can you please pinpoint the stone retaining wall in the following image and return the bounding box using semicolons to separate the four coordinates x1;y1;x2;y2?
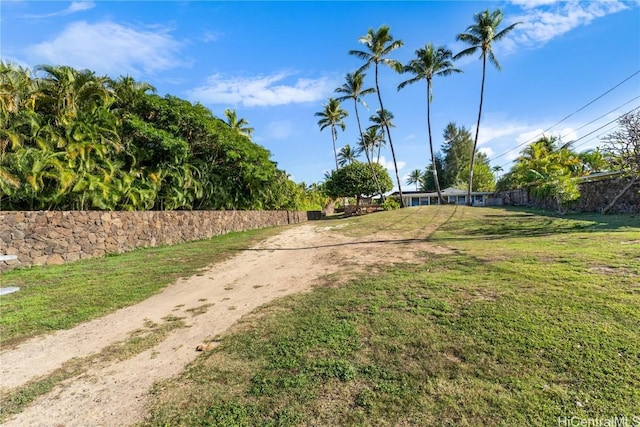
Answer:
0;210;308;272
495;176;639;214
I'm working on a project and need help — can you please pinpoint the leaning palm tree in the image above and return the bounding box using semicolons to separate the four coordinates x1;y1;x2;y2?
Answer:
334;70;384;197
224;108;254;137
315;98;348;172
398;43;461;205
337;144;359;167
455;9;519;205
406;169;423;191
349;25;405;207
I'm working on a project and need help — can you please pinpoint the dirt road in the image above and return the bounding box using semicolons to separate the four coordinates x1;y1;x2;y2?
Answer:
0;221;445;426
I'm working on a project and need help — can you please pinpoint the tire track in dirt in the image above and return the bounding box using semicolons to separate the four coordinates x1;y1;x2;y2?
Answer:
0;218;448;427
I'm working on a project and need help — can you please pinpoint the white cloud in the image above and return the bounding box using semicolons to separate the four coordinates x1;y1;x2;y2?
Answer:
510;1;629;47
516;128;545;144
557;127;577;144
189;72;334;107
515;127;576;145
26;21;184;77
510;0;559;9
376;155;406;173
26;1;95;18
478;147;494;157
477;123;529;146
68;2;95;13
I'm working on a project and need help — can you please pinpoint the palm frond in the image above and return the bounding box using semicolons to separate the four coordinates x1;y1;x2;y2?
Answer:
348;50;372;62
493;22;520;41
487;50;502;70
453;46;478;60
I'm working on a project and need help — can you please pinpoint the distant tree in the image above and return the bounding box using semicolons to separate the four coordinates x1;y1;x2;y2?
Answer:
441;122;473;188
578;148;608;174
458;156;496;192
337;144;359;166
369;108;395;164
335;70;384;197
350;25;405;206
224;108;254;137
324;161;392;211
510;135;581;213
315;98;348;172
398;43;461;204
600;110;640;213
455;9;519;205
360;125;386;165
406;168;423;190
421;153;446;192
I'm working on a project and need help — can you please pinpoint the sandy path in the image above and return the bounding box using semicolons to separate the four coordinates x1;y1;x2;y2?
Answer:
0;220;446;426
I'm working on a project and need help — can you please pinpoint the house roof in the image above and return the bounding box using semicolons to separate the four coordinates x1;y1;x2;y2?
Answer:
392;187;494;197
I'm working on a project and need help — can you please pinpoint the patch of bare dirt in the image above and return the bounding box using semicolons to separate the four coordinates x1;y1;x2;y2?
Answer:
0;222;446;426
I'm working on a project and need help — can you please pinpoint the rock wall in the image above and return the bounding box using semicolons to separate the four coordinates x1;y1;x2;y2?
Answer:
494;176;640;214
576;176;639;214
0;210;308;273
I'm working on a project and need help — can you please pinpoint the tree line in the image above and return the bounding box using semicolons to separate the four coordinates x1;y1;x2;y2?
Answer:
316;9;636;211
316;9;518;207
0;63;324;211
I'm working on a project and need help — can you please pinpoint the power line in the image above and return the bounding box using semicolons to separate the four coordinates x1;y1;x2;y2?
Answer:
571;124;619;151
557;96;640;141
495;104;640;172
538;70;639;134
489;70;640;163
568;104;640;147
494;101;640;170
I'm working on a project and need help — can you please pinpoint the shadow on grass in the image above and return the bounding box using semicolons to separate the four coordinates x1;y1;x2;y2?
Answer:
235;207;461;252
231;237;436;252
433;207;639;241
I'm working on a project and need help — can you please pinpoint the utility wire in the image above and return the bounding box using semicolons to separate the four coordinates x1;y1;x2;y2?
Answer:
489;70;640;163
567;104;640;147
495;104;640;172
557;96;640;142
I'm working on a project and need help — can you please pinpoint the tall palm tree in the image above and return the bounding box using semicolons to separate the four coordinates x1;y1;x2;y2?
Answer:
315;98;348;172
406;168;423;191
349;25;405;207
334;70;384;197
398;43;461;204
455;9;519;205
337;144;359;167
224;108;254;137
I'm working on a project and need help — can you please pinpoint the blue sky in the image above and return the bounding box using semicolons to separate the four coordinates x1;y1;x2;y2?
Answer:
2;1;639;189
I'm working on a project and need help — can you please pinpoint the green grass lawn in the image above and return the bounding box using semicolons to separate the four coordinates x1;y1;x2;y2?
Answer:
139;206;640;426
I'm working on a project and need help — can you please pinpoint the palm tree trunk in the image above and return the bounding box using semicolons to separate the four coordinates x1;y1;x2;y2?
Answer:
468;53;487;206
374;64;405;207
331;126;339;172
354;99;385;201
427;82;445;204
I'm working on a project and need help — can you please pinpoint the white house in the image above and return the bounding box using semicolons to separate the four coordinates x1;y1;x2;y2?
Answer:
393;187;496;207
